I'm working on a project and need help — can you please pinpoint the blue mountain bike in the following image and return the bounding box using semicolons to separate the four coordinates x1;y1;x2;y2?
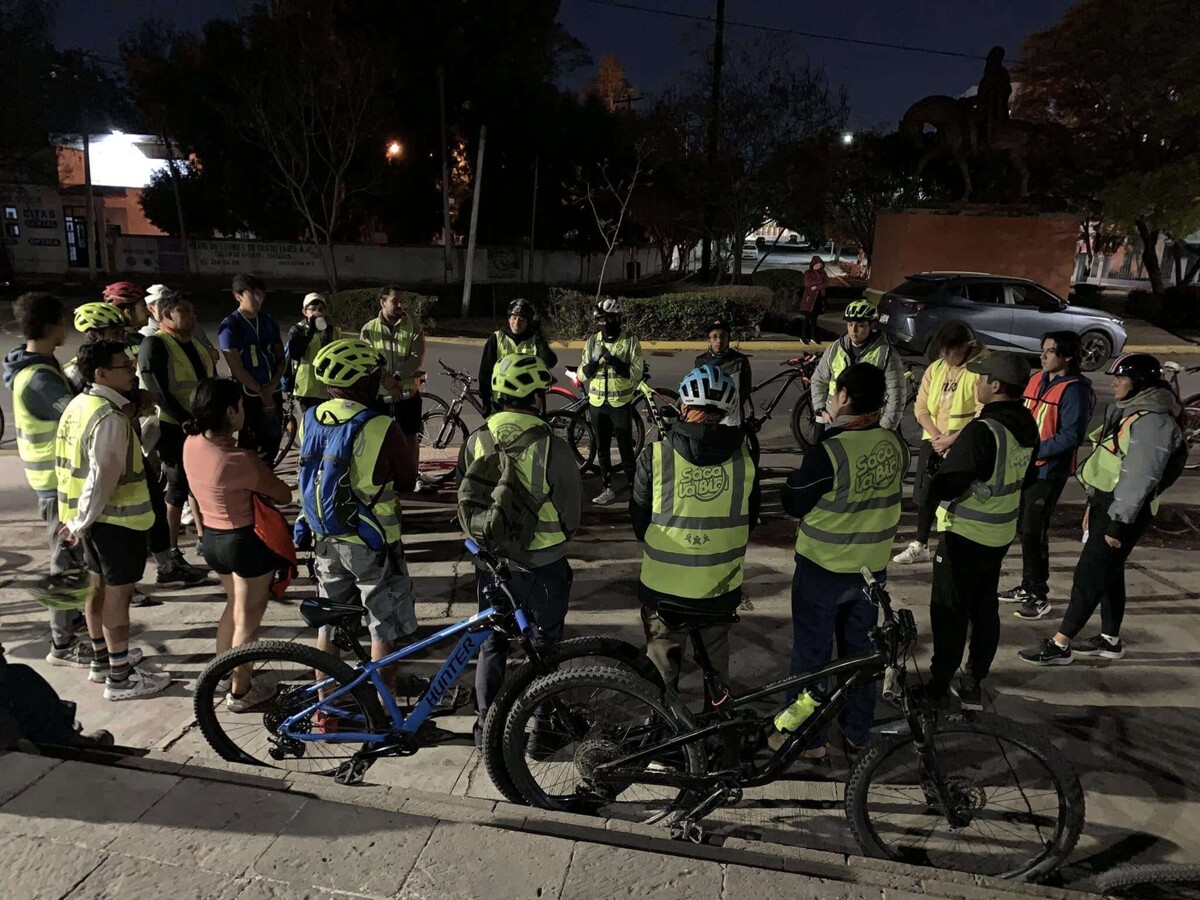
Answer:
193;540;657;794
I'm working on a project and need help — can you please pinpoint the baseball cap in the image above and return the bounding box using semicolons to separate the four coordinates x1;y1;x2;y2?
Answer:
231;273;264;294
303;292;326;311
966;351;1031;387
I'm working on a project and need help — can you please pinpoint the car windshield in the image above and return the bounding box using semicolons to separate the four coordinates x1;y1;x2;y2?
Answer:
890;279;945;299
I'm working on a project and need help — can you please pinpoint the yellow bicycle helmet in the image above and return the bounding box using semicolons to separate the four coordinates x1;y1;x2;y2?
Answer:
843;299;879;322
492;354;552;401
313;338;383;387
73;302;127;334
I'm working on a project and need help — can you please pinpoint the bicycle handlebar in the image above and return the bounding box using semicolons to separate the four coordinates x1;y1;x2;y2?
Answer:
438;359;475;383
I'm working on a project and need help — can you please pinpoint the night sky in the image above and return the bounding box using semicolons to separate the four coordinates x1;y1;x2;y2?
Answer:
55;0;1076;128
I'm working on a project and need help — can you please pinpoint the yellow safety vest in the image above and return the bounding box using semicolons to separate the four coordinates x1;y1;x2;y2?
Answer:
12;363;69;493
794;428;905;574
936;419;1032;547
467;410;567;552
55;392;154;531
153;332;215;425
311;399;401;545
583;331;640;408
640;440;755;599
362;316;421;395
828;340;889;384
921;357;981;441
293;329;331;401
495;332;540;361
1077;411;1163;516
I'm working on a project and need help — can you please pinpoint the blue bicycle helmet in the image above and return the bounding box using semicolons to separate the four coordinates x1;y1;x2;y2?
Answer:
678;364;737;414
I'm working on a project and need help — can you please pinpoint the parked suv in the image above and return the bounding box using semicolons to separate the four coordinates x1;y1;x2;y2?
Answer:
878;272;1126;371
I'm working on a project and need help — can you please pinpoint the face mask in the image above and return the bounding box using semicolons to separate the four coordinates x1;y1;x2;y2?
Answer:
314;316;328;331
602;321;620;339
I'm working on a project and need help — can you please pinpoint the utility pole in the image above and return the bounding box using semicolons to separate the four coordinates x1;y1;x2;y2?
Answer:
460;125;486;318
438;67;458;283
701;0;725;281
528;154;539;282
82;119;97;281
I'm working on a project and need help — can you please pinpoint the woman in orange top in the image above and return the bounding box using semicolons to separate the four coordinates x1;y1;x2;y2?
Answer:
183;378;292;712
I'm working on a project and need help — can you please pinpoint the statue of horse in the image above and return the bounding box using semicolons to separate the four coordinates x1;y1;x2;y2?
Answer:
900;94;1065;201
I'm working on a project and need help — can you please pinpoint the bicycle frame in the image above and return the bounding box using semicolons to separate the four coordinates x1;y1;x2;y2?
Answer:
746;365;810;428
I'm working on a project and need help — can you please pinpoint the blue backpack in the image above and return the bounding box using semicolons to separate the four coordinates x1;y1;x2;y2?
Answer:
298;406;388;552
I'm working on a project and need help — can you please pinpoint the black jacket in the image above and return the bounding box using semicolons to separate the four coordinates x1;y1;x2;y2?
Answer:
694;348;753;420
478;327;558;411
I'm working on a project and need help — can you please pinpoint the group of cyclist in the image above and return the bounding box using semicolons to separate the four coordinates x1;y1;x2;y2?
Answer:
5;279;1188;766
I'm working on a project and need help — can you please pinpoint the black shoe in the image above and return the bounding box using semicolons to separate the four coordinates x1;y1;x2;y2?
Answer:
1018;638;1073;666
130;590;162;608
527;725;573;762
156;564;209;587
1014;597;1051;620
951;675;983;711
1073;634;1126;659
998;585;1032;603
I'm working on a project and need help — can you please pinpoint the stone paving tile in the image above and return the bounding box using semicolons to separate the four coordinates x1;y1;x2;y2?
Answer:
251;797;436;897
65;854;249;900
232;879;347;900
0;752;60;805
0;832;105;900
724;865;886;899
0;759;179;850
559;841;725;899
106;777;308;877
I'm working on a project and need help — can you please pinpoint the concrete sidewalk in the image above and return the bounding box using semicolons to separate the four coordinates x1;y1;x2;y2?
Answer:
0;752;1094;900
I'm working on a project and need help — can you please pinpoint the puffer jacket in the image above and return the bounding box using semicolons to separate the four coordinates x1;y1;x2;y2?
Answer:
809;331;906;431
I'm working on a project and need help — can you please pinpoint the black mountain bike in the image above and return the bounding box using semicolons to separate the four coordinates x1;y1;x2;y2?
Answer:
495;570;1084;882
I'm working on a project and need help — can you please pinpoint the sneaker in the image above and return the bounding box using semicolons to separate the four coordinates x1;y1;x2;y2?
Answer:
1018;638;1073;666
88;648;145;683
215;676;232;696
130;590;161;608
1073;634;1126;659
593;487;617;506
156;563;209;587
103;667;172;701
46;641;95;668
180;505;194;527
1014;597;1052;620
951;675;983;711
891;541;931;565
225;680;277;712
999;585;1033;603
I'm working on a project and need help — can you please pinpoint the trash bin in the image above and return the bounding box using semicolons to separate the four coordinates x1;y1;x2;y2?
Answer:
625;260;641;282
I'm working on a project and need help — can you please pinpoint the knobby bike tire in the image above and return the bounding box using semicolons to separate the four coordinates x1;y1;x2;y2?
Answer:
501;665;703;817
481;636;665;805
790;390;819;451
273;412;298;470
1096;862;1200;898
552;408;597;473
417;408;469;487
1181;393;1200;470
845;713;1084;882
193;640;386;774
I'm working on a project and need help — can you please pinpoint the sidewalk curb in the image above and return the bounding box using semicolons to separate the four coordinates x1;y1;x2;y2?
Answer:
36;749;1092;898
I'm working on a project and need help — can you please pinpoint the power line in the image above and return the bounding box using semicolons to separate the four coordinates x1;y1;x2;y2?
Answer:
575;0;987;61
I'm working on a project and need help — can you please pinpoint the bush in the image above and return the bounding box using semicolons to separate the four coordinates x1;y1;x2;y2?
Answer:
751;270;807;313
543;287;771;342
326;288;437;336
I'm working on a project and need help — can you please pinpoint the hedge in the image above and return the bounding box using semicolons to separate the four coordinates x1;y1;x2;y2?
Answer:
326;288;437;336
750;269;807;313
544;286;771;342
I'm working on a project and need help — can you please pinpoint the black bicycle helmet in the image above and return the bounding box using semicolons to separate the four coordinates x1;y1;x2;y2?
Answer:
507;298;537;321
1107;353;1162;393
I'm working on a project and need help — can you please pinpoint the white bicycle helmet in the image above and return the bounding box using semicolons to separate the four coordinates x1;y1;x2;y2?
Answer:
594;297;622;319
678;364;737;414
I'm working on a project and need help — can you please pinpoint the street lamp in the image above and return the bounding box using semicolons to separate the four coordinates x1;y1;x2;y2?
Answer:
386;140;404;162
841;131;854;146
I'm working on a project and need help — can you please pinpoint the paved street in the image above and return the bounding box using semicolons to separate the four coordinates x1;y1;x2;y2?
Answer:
2;310;1200;894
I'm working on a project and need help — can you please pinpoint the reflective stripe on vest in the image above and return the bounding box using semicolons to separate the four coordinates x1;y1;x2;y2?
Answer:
828;340;888;384
794;428;905;574
585;332;637;407
293;330;330;401
1023;373;1086;471
155;333;215;425
640;440;754;599
1077;410;1165;515
362;316;420;395
312;399;401;545
495;332;539;362
469;410;567;551
936;420;1032;547
921;358;981;441
12;363;67;492
55;393;153;531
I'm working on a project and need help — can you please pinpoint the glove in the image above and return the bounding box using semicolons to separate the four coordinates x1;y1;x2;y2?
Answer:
581;361;598;379
293;517;313;552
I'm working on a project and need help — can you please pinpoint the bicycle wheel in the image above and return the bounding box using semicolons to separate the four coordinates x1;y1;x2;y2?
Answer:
1097;863;1200;899
1181;394;1200;470
273;412;298;470
846;713;1084;882
548;408;596;473
790;390;820;451
193;640;387;776
482;636;665;804
502;666;704;822
418;406;468;487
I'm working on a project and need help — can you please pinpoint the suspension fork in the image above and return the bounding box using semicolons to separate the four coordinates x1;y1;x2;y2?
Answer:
909;709;972;829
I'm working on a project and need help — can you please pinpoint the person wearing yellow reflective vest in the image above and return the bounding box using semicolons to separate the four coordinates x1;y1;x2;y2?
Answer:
782;363;908;765
922;352;1038;708
296;339;418;675
894;321;989;566
361;284;426;476
631;364;760;695
810;300;905;432
478;298;558;414
580;298;644;506
284;292;334;414
55;339;168;701
1021;354;1185;667
456;354;582;750
2;292;90;664
137;292;213;585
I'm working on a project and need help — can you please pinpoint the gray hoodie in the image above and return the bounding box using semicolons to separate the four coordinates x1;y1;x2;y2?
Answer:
1088;385;1182;530
809;331;906;431
2;347;74;422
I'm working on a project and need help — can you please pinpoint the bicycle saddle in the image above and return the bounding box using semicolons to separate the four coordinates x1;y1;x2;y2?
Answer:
653;605;741;632
299;597;366;629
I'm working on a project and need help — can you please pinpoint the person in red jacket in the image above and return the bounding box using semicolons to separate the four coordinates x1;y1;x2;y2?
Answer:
798;257;828;344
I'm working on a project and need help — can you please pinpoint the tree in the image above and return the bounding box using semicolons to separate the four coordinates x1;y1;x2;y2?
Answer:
569;141;647;299
1017;0;1200;296
1100;156;1200;286
586;54;636;113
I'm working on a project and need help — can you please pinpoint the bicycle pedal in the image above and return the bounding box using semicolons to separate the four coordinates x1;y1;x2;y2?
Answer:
669;820;705;843
333;758;371;786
